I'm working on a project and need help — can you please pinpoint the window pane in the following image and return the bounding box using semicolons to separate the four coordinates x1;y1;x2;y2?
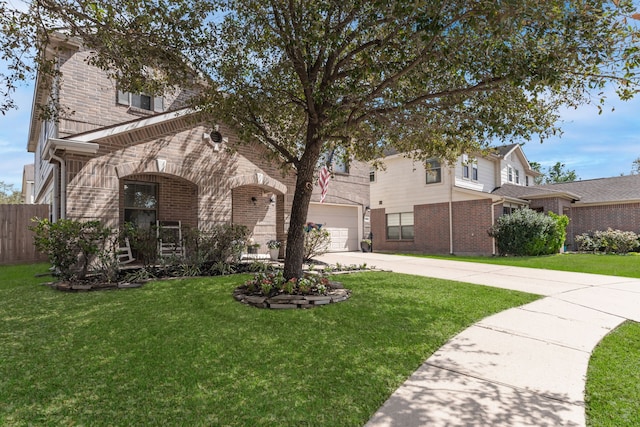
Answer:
472;165;478;180
401;212;414;226
425;159;441;184
387;226;401;240
401;225;414;240
387;213;400;226
369;170;376;182
124;183;157;209
463;165;469;178
333;158;349;174
131;94;152;110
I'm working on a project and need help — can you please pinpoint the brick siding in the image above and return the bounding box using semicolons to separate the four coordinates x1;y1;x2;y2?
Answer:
372;199;496;255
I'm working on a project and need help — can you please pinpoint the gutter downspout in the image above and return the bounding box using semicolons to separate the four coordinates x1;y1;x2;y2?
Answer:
49;149;66;220
490;199;504;255
448;167;453;254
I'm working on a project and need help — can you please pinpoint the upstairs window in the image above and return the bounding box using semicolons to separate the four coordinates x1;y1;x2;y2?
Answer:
369;169;376;182
508;166;513;182
515;169;520;184
117;90;164;112
462;156;478;181
425;159;441;184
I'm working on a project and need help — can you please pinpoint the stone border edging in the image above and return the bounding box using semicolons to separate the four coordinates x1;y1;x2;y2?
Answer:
233;288;351;309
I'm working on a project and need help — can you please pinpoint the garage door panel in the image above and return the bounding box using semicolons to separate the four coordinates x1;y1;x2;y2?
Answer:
307;204;358;252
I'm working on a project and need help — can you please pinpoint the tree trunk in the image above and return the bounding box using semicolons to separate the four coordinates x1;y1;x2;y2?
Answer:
283;137;322;280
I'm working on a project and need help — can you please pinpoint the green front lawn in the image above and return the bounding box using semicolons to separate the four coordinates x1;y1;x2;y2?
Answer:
0;264;538;426
586;321;640;427
403;253;640;278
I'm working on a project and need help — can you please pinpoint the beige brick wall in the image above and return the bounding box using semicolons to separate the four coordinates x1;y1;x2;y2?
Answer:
56;45;194;137
46;45;370;243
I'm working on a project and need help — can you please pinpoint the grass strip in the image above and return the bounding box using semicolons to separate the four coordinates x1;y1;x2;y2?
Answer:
401;253;640;279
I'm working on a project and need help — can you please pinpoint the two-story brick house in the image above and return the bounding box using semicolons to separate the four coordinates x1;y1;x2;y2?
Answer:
26;34;370;253
371;143;640;255
370;144;540;255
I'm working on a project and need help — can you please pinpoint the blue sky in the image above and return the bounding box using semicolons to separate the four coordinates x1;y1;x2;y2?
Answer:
1;79;639;191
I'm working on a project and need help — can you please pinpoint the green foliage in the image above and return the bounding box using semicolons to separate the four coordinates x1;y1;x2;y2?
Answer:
547;211;570;253
545;162;579;183
30;218;114;280
575;228;639;254
488;208;568;256
242;270;332;296
182;224;248;265
303;227;331;262
122;223;159;266
0;181;21;204
529;161;578;184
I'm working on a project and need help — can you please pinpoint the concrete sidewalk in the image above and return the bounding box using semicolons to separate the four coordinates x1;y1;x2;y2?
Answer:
317;252;640;427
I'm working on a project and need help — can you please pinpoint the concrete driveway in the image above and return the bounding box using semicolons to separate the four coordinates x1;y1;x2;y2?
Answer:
317;252;640;427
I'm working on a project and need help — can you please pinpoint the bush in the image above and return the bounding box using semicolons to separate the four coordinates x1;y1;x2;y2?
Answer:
30;218;114;280
575;228;639;254
181;224;248;269
303;225;331;261
488;208;569;256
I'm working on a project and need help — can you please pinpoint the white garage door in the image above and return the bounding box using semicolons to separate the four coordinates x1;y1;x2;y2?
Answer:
307;203;359;252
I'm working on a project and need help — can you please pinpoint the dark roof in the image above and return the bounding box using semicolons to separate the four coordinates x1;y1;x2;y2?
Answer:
492;174;640;204
492;143;519;158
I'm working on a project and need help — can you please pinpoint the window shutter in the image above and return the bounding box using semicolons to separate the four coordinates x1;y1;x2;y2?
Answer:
153;96;164;112
117;90;130;106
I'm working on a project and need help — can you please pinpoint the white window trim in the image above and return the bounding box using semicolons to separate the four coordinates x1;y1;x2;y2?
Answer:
117;90;164;113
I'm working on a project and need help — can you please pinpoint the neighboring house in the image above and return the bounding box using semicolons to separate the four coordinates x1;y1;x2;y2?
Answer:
494;175;640;250
26;34;369;252
370;144;541;255
21;164;35;204
372;143;640;255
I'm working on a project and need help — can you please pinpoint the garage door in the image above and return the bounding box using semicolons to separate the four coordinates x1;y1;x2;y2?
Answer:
307;203;359;252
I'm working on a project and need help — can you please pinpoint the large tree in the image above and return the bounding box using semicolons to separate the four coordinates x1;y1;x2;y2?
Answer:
2;0;639;278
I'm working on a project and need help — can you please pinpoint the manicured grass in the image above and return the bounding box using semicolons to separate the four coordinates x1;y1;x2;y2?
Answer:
403;253;640;279
0;264;538;426
586;321;640;427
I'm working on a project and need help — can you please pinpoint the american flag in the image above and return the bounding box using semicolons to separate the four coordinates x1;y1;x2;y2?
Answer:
318;165;330;203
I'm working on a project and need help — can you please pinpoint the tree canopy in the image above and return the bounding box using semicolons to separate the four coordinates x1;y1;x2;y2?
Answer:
0;181;22;204
2;0;640;277
530;161;579;184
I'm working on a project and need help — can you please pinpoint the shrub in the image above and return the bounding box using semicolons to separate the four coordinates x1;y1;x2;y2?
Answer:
122;223;159;266
488;208;569;256
30;218;114;280
179;224;248;271
576;228;639;254
303;225;331;261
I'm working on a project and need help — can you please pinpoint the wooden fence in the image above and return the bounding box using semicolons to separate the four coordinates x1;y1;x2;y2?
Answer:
0;204;50;265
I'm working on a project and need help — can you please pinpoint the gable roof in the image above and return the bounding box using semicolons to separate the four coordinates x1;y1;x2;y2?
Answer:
493;174;640;205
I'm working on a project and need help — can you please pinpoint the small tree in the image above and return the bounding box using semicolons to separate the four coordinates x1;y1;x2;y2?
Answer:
488;208;568;256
